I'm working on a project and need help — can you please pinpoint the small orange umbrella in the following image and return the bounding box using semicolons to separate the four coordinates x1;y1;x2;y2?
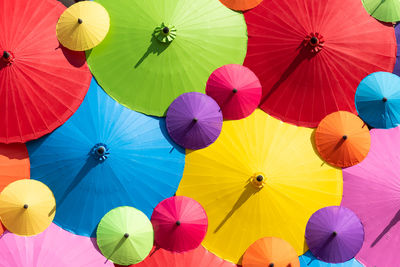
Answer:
218;0;263;11
0;223;4;236
0;144;30;192
315;111;371;168
242;237;300;267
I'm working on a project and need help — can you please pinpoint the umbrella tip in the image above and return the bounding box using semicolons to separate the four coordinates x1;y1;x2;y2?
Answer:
232;88;238;93
2;51;10;59
269;263;274;267
96;146;106;156
382;97;388;102
256;175;264;182
342;135;347;140
162;27;170;34
332;231;337;237
124;233;129;238
176;220;181;226
78;18;83;24
193;118;198;123
23;204;28;209
310;36;318;45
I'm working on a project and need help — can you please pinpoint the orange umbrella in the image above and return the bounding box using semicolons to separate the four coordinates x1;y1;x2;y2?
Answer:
242;237;300;267
315;111;371;168
0;144;30;192
218;0;263;11
0;223;4;236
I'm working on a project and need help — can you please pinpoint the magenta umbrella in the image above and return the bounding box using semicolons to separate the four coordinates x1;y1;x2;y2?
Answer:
342;126;400;267
166;92;223;150
0;223;112;267
305;206;364;263
151;196;208;252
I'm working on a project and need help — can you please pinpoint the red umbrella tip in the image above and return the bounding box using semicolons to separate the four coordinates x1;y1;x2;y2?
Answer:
232;88;238;93
2;51;10;58
175;220;181;226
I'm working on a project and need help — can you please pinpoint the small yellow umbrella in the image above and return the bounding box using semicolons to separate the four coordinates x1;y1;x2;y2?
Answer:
176;109;343;264
56;1;110;51
0;179;56;236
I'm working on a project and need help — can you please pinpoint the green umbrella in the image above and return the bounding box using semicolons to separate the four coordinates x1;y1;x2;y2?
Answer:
362;0;400;22
87;0;247;117
96;206;154;265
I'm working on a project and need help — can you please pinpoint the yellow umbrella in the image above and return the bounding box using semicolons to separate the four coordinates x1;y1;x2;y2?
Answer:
176;109;343;264
56;1;110;51
0;179;56;236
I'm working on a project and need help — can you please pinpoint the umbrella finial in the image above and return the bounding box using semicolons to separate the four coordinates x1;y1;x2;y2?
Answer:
78;18;83;24
250;173;266;189
92;143;109;161
382;97;388;102
162;27;169;34
176;220;181;226
332;231;337;237
304;33;325;53
232;88;238;93
193;118;198;123
124;233;129;238
342;135;348;140
3;51;10;59
23;204;28;209
154;23;176;43
269;263;274;267
2;51;14;64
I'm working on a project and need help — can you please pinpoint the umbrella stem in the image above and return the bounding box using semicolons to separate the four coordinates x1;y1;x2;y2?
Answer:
91;143;110;161
154;23;176;43
304;33;324;53
250;173;266;189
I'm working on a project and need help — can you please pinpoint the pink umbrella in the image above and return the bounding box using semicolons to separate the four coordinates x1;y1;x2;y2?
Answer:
341;126;400;267
206;64;262;120
151;196;208;252
0;223;112;266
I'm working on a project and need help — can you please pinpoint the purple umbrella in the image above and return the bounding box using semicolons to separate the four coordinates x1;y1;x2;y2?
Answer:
394;24;400;77
166;92;223;150
305;206;365;263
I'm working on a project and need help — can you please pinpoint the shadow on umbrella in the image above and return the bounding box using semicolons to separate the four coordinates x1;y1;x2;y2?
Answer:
213;181;261;233
57;0;86;7
370;1;386;16
56;43;87;68
134;36;169;69
371;209;400;247
158;118;185;154
103;236;127;264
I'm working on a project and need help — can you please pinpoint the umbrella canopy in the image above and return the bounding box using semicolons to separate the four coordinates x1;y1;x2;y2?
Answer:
341;126;400;266
394;24;400;77
97;206;154;266
87;0;247;117
0;179;55;236
218;0;263;11
315;111;371;168
206;64;262;120
242;237;300;267
0;144;30;192
0;223;112;267
118;245;237;267
362;0;400;22
356;72;400;129
243;0;396;127
0;0;91;143
166;92;223;150
151;196;208;252
299;251;364;267
305;206;364;263
26;78;185;237
56;1;110;51
176;109;342;264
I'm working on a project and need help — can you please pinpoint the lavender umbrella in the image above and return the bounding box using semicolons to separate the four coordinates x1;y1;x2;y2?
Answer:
305;206;364;263
166;92;223;150
394;24;400;77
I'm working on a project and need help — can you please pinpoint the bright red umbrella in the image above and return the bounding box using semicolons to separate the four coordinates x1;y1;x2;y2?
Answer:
151;196;208;252
244;0;397;127
0;0;91;143
206;64;262;120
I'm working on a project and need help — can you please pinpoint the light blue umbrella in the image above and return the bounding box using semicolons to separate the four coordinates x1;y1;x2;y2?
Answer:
355;72;400;129
27;78;185;237
300;251;364;267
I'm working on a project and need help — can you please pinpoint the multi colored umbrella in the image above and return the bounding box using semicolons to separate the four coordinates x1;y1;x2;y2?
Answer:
56;1;110;51
176;109;342;264
166;92;223;150
315;111;371;168
243;0;396;127
362;0;400;22
299;251;364;267
97;206;154;265
0;0;91;143
0;223;112;267
87;0;247;117
151;196;208;252
356;72;400;129
242;237;300;267
341;126;400;266
0;143;30;192
305;206;364;263
218;0;263;11
0;179;55;236
206;64;262;120
27;78;185;237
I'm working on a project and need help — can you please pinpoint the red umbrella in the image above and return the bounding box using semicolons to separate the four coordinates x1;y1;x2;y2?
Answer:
0;0;91;143
244;0;397;127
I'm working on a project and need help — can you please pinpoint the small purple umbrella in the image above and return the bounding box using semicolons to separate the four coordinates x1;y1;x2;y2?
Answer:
394;23;400;77
305;206;365;263
166;92;223;150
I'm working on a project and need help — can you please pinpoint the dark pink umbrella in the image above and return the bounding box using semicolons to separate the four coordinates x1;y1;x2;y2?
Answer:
166;92;223;150
151;196;208;252
206;64;262;120
305;206;364;263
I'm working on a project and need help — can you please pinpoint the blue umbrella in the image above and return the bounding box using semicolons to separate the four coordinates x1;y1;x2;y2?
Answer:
27;78;185;237
299;251;363;267
355;71;400;129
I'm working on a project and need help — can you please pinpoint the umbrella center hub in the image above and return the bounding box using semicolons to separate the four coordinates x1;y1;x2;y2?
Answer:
154;23;177;43
2;51;14;64
304;33;325;53
250;172;266;189
91;143;110;161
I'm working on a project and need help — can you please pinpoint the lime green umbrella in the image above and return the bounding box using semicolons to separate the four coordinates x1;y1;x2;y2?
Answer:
87;0;247;117
362;0;400;22
96;206;154;265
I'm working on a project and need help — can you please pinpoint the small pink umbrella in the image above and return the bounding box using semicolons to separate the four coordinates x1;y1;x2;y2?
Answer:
342;126;400;267
206;64;262;120
0;223;112;267
151;196;208;252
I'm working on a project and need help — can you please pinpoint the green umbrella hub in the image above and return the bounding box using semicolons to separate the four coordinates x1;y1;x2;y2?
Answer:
153;23;176;43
